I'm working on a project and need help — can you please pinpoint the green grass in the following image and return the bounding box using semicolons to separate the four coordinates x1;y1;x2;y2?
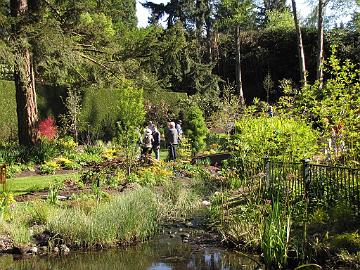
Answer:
48;188;159;247
3;173;79;195
159;149;168;161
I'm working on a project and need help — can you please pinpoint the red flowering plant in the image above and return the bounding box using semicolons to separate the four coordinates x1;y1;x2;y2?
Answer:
38;116;58;140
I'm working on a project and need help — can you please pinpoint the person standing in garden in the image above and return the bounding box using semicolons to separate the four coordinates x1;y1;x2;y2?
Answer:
165;122;178;161
176;120;183;141
148;121;155;133
141;128;153;159
268;106;274;117
152;126;161;161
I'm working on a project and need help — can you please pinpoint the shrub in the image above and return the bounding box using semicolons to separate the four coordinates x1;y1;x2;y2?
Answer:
39;161;60;174
143;90;188;126
278;47;360;165
332;232;360;253
57;136;78;155
133;164;172;186
38;116;57;140
231;115;319;163
54;157;80;170
0;192;16;221
184;104;208;154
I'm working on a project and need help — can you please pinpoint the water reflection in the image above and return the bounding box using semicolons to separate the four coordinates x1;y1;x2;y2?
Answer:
1;235;261;270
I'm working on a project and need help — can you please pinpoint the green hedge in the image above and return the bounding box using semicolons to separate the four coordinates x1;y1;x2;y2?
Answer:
0;80;17;140
0;80;67;141
80;82;145;141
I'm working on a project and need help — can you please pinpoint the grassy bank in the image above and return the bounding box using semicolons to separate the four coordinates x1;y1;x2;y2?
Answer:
0;189;158;248
47;188;159;247
208;189;360;269
5;173;79;196
0;172;203;250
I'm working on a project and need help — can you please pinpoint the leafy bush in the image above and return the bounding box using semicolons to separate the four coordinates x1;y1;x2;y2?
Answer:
176;136;192;159
80;169;105;186
101;148;117;160
0;192;16;221
184;104;208;154
83;143;104;155
38;116;58;140
0;136;78;165
143;90;188;125
54;157;80;170
129;163;173;186
278;46;360;165
57;136;78;156
40;161;60;174
231;115;319;163
332;232;360;253
70;152;102;165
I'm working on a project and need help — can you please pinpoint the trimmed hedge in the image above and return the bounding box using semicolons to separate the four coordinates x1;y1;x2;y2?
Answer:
0;80;67;141
80;82;145;141
0;80;17;140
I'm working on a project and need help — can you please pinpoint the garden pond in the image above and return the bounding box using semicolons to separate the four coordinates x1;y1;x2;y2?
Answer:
0;232;262;270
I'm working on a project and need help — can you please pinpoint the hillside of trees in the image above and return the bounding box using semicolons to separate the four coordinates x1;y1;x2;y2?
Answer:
0;0;359;145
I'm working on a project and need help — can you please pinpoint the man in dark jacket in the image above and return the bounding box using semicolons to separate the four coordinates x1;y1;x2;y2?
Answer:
152;126;161;161
165;121;178;161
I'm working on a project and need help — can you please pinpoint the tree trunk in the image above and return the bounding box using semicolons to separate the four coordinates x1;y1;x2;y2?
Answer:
205;12;212;64
317;0;324;89
291;0;307;87
235;24;244;102
10;0;39;146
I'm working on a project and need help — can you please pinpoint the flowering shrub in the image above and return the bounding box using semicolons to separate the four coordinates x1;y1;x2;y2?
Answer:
57;136;78;155
130;162;173;186
101;149;117;160
39;161;60;174
54;157;80;170
38;117;57;140
0;192;16;220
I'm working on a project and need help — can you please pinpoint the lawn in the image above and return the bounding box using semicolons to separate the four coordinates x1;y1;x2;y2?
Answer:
3;173;79;196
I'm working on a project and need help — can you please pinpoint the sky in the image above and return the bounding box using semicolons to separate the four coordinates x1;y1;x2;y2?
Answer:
135;0;313;28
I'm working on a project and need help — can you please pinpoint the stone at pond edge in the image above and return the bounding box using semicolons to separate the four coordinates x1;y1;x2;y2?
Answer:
60;244;70;255
40;246;48;254
180;233;190;239
0;236;13;253
202;200;211;206
29;246;38;254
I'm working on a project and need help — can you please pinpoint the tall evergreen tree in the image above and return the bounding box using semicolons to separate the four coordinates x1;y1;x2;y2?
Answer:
216;0;255;101
1;0;138;145
142;0;220;105
254;0;287;26
10;0;40;146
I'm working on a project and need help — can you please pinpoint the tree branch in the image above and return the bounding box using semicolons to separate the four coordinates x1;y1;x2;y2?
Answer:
78;52;117;77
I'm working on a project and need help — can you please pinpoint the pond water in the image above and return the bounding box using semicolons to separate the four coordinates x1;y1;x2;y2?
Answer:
0;233;262;270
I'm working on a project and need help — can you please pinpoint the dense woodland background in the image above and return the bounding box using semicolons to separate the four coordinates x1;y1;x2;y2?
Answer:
0;0;359;145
